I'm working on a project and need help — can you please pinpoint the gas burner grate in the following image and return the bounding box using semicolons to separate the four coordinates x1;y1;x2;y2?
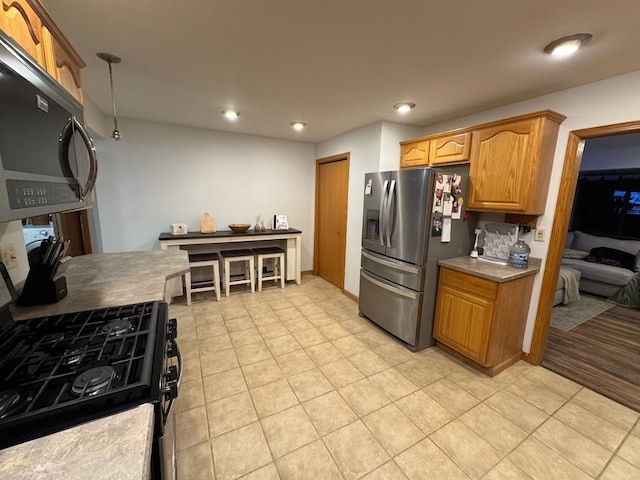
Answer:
71;366;117;396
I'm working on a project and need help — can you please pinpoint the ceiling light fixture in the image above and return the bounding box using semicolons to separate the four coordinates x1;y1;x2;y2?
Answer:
290;122;306;131
222;109;240;120
394;102;416;114
543;33;593;57
96;52;123;141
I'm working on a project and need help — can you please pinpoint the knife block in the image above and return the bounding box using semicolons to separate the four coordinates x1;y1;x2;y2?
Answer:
17;265;68;306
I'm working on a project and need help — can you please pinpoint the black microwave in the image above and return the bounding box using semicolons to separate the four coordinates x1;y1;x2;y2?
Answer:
0;32;97;223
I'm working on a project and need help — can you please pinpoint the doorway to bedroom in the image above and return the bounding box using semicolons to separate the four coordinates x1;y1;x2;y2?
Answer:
540;129;640;412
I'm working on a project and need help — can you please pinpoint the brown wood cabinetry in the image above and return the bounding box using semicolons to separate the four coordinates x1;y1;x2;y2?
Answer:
400;139;429;168
434;265;536;376
429;132;471;165
1;0;84;102
400;132;471;168
42;26;83;102
467;110;566;214
0;0;45;66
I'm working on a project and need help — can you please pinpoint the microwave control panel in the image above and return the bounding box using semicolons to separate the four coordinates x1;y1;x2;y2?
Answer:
6;179;79;209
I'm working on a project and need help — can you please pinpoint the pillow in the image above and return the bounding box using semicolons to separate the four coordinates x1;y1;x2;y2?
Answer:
584;247;636;271
563;248;589;260
635;251;640;272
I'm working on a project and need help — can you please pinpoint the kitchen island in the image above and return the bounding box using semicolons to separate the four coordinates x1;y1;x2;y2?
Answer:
3;249;189;478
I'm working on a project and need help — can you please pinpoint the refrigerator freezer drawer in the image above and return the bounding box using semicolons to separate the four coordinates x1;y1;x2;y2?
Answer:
359;269;422;346
361;249;424;291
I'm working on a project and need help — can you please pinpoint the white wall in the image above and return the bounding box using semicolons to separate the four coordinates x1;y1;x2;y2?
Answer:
418;69;640;352
94;118;317;270
315;122;383;295
0;220;29;288
379;121;422;171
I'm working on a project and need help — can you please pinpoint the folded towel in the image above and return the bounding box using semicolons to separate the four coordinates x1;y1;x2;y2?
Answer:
559;269;580;305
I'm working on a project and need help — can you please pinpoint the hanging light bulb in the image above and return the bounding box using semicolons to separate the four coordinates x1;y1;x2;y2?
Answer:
97;52;123;141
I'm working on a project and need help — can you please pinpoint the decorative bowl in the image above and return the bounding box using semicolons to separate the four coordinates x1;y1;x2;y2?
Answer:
228;223;251;233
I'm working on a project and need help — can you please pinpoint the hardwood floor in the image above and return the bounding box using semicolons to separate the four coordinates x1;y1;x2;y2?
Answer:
542;304;640;412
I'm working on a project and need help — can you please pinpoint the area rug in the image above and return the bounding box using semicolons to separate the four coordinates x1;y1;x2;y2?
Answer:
550;294;615;331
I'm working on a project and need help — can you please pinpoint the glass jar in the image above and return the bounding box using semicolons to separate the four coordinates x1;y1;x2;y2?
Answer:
508;240;530;268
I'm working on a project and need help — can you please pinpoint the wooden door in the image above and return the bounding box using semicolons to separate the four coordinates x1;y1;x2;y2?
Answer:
55;210;92;257
314;154;349;289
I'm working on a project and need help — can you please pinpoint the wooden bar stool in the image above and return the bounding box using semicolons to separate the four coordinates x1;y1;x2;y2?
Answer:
220;249;255;296
185;253;221;304
252;246;285;292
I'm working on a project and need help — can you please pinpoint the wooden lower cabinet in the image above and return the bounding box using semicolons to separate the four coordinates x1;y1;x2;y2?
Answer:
434;267;534;375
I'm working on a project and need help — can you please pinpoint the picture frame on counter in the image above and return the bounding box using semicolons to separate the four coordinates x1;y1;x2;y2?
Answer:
274;214;289;230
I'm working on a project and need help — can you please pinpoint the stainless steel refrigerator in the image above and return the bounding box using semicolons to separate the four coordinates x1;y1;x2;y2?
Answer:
359;165;476;351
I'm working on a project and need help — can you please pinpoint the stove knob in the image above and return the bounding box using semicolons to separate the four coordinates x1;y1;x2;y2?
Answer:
165;365;178;382
167;318;178;340
164;382;178;401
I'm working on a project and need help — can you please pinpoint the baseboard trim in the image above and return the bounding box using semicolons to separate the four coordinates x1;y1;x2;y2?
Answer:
342;289;358;304
301;270;313;276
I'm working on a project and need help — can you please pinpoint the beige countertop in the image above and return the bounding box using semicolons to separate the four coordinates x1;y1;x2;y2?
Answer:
12;249;189;321
2;249;188;477
0;404;154;480
438;256;541;282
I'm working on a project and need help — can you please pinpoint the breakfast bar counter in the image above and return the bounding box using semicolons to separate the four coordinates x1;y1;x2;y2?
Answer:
11;249;189;321
159;228;303;284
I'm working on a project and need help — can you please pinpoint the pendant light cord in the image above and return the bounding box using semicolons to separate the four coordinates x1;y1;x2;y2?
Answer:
107;61;119;133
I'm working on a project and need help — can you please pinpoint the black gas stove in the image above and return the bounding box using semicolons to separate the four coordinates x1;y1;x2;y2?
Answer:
0;300;180;478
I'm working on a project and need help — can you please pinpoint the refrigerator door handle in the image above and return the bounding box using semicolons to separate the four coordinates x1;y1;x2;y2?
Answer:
361;250;420;274
361;270;418;300
386;180;396;248
379;180;389;246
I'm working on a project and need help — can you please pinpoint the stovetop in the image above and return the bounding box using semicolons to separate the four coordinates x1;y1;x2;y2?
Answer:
0;301;167;449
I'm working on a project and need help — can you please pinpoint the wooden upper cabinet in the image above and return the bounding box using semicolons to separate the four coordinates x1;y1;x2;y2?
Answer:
0;0;45;67
400;139;429;168
1;0;85;102
429;132;471;165
467;110;566;214
42;26;83;103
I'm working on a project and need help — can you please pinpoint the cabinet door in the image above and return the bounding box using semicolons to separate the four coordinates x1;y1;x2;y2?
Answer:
434;283;493;364
42;27;83;103
467;118;536;212
400;140;429;168
0;0;45;67
429;132;471;165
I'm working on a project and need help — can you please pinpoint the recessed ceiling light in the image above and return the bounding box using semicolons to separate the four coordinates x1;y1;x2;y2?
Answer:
394;102;416;114
290;122;306;131
222;109;240;120
543;33;593;57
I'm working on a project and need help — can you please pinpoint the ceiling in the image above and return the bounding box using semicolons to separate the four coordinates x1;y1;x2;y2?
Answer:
40;0;640;143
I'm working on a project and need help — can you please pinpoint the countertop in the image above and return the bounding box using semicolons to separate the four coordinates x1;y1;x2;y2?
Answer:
438;256;541;282
2;250;186;477
11;249;189;321
0;404;154;480
158;227;301;241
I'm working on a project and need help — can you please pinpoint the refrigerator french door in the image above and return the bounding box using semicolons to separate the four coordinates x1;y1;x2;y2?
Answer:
359;165;474;350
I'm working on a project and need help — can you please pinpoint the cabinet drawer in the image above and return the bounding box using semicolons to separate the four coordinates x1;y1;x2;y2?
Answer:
439;268;497;300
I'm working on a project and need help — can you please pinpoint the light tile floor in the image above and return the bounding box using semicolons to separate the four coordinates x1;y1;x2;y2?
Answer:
170;276;640;480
